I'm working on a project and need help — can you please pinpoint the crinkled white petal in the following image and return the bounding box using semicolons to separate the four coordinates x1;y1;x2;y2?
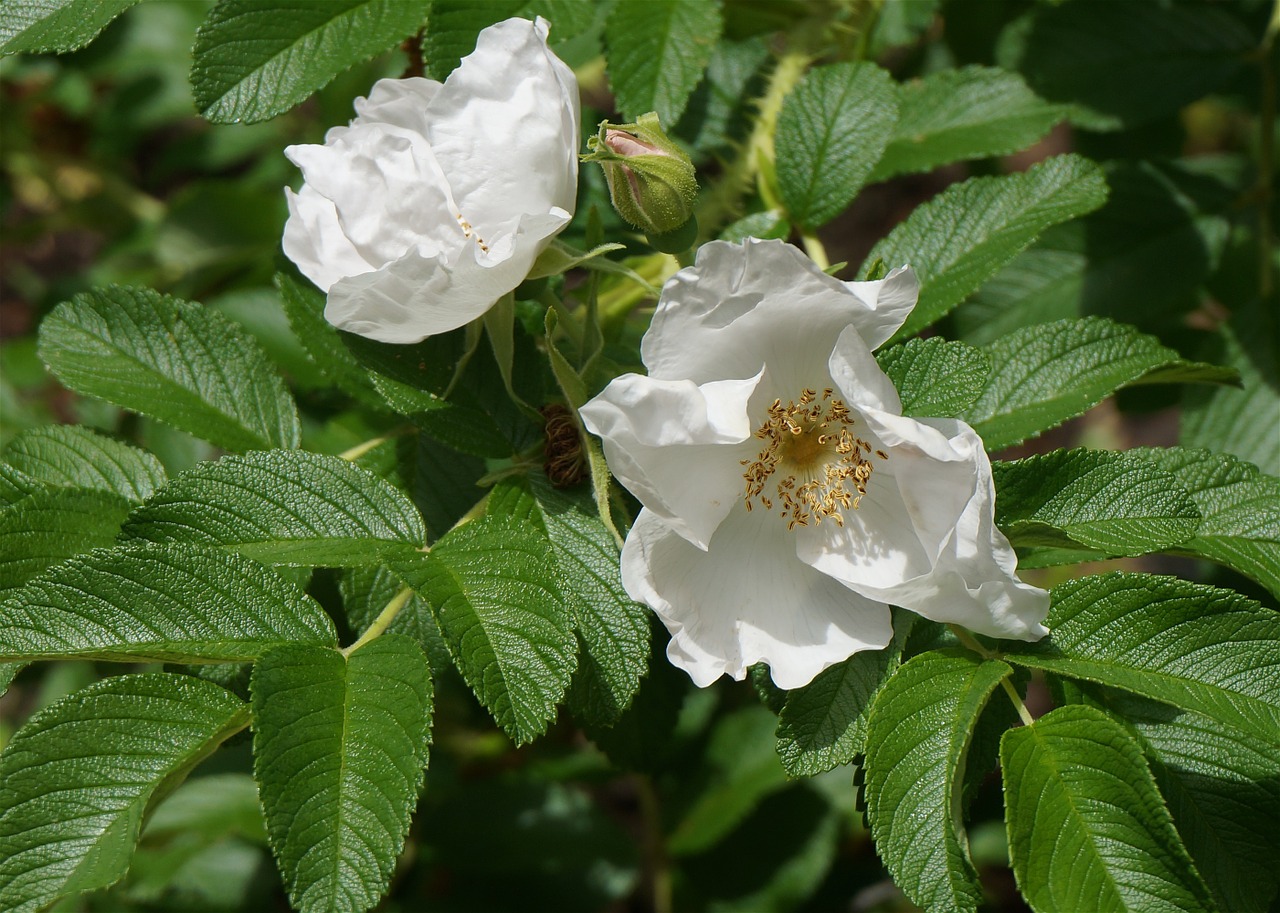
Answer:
828;324;901;414
425;16;579;238
621;508;893;689
580;371;761;548
842;266;921;350
282;185;376;293
351;76;442;134
641;239;920;384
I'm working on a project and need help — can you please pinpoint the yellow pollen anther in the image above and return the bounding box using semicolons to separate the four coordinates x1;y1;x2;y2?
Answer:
740;387;885;529
456;213;490;253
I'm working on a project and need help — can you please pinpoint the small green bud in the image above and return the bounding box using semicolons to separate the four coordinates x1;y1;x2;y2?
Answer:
583;112;698;237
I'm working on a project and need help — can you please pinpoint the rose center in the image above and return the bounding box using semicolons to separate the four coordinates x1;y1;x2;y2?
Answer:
740;387;887;530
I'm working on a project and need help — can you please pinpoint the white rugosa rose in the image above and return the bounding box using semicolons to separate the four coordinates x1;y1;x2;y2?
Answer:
580;239;1050;689
282;17;580;344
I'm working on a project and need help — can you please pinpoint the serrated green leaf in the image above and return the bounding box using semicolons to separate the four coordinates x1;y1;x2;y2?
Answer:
0;674;248;913
191;0;430;124
0;543;336;664
423;0;596;81
1134;448;1280;599
875;337;990;418
394;514;576;743
1;425;165;503
274;273;382;408
864;649;1011;913
339;564;451;673
966;317;1238;452
999;1;1254;131
1001;704;1217;913
488;475;650;728
0;488;133;595
0;0;138;56
868;155;1108;342
367;373;513;458
252;636;431;913
605;0;722;125
121;450;426;567
994;449;1201;560
775;62;897;230
1004;573;1280;744
870;66;1064;182
774;613;912;777
38;286;300;452
1094;690;1280;913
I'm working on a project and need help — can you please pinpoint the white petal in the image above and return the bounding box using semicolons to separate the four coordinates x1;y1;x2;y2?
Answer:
426;17;579;237
351;76;442;133
622;508;894;689
843;265;921;350
580;372;761;548
282;185;377;292
828;324;901;414
642;239;920;383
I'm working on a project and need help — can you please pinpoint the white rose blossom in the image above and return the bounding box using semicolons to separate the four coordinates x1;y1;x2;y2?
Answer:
282;17;580;344
580;239;1050;689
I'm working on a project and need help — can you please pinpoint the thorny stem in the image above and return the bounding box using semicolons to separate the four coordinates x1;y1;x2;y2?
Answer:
343;585;413;657
948;624;1035;728
635;774;674;913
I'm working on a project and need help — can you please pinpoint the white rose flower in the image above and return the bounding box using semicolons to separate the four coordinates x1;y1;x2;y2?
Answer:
282;17;580;344
580;238;1050;689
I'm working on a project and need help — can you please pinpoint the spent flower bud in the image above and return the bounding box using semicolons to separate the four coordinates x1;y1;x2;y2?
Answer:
583;112;698;238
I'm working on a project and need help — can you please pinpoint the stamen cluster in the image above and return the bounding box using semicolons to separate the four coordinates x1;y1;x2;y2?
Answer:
741;388;885;529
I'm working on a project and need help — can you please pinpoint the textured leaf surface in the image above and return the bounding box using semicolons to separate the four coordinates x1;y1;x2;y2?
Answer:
1001;704;1216;913
868;155;1108;341
38;286;300;452
871;66;1063;181
776;61;897;229
191;0;430;123
252;636;432;913
775;614;911;777
0;0;137;55
339;565;451;674
0;674;248;913
0;543;335;663
394;515;576;744
1;425;165;503
274;274;381;408
489;476;649;728
994;449;1201;559
875;338;990;418
1004;574;1280;744
122;450;426;567
0;488;132;595
965;317;1238;452
1136;448;1280;599
864;650;1010;913
605;0;722;125
1099;691;1280;913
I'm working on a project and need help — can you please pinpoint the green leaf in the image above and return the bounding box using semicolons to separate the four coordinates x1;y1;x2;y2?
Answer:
488;475;650;728
774;613;912;777
1001;704;1216;913
775;61;898;230
423;0;597;82
367;374;513;458
0;0;138;56
252;636;432;913
0;488;133;595
274;273;382;408
339;565;451;673
870;66;1064;182
121;450;426;567
965;317;1238;452
1135;447;1280;599
1003;573;1280;745
875;338;990;418
605;0;723;125
0;543;336;664
393;514;577;744
0;673;248;913
864;649;1011;913
994;449;1201;560
998;1;1254;131
1;425;165;503
1095;690;1280;913
867;155;1108;342
38;286;300;453
191;0;430;124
